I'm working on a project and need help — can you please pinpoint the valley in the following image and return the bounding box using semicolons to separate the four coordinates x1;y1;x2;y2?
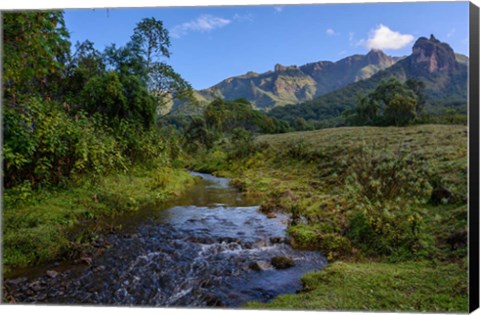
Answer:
2;6;471;313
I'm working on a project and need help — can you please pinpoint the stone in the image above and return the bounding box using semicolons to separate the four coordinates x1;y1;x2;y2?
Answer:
266;212;277;219
269;237;284;244
80;255;93;266
46;270;59;278
271;256;295;269
249;261;272;271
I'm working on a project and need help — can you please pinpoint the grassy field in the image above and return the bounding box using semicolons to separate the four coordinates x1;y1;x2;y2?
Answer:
3;165;196;274
191;124;468;312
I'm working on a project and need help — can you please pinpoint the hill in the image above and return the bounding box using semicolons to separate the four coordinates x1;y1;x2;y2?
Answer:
269;35;468;125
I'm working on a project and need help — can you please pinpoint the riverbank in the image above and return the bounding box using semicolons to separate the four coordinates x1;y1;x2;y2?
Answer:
3;165;196;274
189;124;468;312
4;172;327;306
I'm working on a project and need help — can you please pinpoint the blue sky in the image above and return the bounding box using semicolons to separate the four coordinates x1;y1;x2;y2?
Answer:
64;2;470;89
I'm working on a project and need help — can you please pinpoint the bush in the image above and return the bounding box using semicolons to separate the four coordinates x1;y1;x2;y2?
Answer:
341;144;431;258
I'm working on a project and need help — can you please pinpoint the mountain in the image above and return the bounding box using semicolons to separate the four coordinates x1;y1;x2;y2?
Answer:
172;49;399;112
269;35;468;125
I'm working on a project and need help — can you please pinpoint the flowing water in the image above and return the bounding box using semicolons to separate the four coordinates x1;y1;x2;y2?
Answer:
4;172;327;307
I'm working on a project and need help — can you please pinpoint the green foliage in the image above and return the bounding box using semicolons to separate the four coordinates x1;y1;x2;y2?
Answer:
383;93;417;126
225;128;257;160
3;12;191;189
3;98;128;188
346;78;420;126
203;98;290;134
81;72;128;118
131;17;171;67
183;116;217;152
3;11;70;104
3;12;196;272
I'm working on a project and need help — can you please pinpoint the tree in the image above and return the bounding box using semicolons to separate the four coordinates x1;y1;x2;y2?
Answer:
383;94;417;126
65;40;106;105
3;11;70;105
131;17;171;69
81;71;128;120
105;18;192;115
148;62;192;109
354;94;380;125
350;78;420;126
405;79;426;115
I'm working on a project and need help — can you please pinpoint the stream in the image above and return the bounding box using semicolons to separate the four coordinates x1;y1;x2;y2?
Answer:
4;172;327;307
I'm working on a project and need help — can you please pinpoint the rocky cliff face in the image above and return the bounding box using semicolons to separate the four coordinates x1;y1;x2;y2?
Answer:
410;34;459;73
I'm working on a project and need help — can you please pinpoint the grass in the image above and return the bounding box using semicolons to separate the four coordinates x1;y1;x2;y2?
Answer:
247;260;468;312
3;165;196;274
190;124;468;312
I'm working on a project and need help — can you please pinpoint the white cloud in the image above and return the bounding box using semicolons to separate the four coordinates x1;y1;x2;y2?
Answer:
274;6;284;13
171;15;231;38
360;24;414;50
447;28;456;38
326;28;337;36
348;32;355;42
233;13;253;22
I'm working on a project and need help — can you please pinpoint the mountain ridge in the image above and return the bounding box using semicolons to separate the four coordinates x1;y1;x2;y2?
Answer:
173;49;401;112
269;35;468;125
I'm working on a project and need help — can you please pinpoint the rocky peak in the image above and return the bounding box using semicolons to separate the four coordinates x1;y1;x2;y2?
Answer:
366;49;394;67
411;35;458;73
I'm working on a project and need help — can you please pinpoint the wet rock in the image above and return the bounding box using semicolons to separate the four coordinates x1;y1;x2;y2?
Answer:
29;281;45;292
249;261;272;271
6;277;28;286
80;254;93;266
46;270;59;278
218;237;241;244
269;237;284;244
204;293;224;306
36;293;47;301
266;212;277;219
253;239;268;248
187;236;215;244
92;265;106;272
271;256;295;269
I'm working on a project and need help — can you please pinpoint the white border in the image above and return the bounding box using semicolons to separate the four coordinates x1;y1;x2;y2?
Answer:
0;0;478;10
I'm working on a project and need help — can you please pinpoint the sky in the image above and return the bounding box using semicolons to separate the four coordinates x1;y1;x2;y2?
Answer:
64;2;470;90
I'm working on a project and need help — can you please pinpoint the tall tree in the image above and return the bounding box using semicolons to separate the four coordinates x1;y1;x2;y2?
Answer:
133;18;192;107
131;17;171;68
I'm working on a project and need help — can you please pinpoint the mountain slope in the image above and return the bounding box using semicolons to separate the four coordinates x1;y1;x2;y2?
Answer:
173;50;398;112
269;35;468;124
